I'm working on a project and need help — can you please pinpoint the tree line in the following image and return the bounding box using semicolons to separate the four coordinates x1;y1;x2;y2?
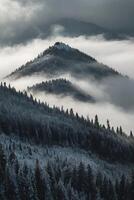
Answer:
0;82;134;163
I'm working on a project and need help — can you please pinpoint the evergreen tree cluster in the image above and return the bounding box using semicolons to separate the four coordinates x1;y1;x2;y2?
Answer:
0;82;133;163
0;142;134;200
27;78;94;103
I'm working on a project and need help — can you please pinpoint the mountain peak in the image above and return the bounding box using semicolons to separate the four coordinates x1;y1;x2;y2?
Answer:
43;42;96;63
53;42;73;51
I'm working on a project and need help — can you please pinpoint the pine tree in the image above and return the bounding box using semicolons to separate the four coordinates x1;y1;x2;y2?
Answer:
130;131;133;138
108;180;117;200
129;171;134;200
77;162;86;192
70;108;74;117
96;172;103;189
116;127;119;134
94;115;99;128
119;175;126;200
55;180;67;200
46;162;56;191
0;144;6;183
86;164;97;200
100;176;109;200
18;169;29;200
119;126;123;135
5;168;17;200
71;166;78;191
107;120;111;130
35;159;45;200
0;145;7;200
115;179;119;199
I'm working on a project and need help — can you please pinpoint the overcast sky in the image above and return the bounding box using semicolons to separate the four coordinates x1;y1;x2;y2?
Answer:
0;0;134;92
0;0;134;46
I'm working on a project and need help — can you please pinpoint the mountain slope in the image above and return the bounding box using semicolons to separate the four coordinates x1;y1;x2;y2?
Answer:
27;79;95;103
0;82;134;163
7;42;120;80
0;83;134;199
0;133;133;200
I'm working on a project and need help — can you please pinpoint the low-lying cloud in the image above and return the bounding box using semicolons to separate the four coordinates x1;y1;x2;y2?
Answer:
32;91;134;134
1;36;134;79
5;72;134;134
1;35;134;134
102;77;134;111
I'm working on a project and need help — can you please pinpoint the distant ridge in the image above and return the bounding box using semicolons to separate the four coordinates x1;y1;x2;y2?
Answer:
27;78;95;103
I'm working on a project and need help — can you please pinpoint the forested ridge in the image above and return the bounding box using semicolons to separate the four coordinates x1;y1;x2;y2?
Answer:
0;82;134;199
0;82;134;163
27;78;95;103
0;138;134;200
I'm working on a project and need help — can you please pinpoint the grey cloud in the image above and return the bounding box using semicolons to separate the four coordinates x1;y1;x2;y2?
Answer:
102;77;134;111
0;0;134;46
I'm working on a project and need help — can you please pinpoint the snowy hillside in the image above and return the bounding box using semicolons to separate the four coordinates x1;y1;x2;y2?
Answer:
0;83;134;161
0;84;134;199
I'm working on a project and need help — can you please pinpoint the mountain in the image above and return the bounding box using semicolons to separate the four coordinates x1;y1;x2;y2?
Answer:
51;18;125;40
51;18;107;36
7;42;120;80
42;18;127;40
0;83;134;199
27;78;95;103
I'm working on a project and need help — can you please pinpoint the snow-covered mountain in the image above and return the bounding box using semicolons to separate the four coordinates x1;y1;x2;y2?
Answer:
7;42;119;80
